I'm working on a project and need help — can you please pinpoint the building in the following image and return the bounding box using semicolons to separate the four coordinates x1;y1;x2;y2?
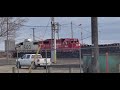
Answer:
5;39;15;52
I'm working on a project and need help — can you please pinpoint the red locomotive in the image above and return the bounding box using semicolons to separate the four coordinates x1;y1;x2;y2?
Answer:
39;38;81;51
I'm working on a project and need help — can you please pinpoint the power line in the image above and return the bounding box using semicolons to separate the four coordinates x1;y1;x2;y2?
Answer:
82;36;91;40
21;25;51;27
21;23;72;28
60;23;71;26
72;23;91;33
42;18;51;39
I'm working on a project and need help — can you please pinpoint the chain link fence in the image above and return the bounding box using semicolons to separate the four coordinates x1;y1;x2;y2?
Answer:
1;44;120;73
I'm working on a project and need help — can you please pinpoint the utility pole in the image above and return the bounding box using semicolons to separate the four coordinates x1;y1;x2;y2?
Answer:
56;23;59;39
51;17;56;63
71;21;73;38
31;28;35;41
81;31;83;45
51;18;59;63
57;30;59;39
79;24;83;45
51;17;54;63
79;24;83;73
81;26;83;45
91;17;100;73
6;17;9;64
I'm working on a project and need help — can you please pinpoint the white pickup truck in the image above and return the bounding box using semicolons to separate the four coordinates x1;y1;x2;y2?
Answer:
16;54;51;69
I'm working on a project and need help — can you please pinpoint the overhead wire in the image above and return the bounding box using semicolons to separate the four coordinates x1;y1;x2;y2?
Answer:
42;18;51;39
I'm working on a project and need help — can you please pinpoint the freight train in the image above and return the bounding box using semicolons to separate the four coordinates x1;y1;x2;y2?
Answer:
81;43;120;54
16;38;81;52
15;38;81;58
14;38;120;58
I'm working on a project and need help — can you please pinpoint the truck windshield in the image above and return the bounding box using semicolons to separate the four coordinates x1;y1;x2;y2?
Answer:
26;55;30;59
22;55;26;59
31;55;42;59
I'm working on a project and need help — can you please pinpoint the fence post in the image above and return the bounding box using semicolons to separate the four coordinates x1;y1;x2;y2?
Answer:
69;66;72;73
106;52;109;73
45;50;48;73
12;67;15;73
119;64;120;73
48;67;51;73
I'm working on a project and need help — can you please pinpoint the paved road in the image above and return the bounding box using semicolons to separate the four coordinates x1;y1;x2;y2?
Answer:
0;58;82;73
0;58;82;66
0;65;81;73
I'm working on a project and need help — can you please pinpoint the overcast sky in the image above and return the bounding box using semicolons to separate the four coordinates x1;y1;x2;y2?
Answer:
0;17;120;51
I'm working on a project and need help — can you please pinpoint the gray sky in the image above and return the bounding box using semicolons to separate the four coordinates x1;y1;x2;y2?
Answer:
0;17;120;51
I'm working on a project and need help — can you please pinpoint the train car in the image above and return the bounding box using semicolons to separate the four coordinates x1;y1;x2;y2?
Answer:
14;38;120;58
16;38;80;52
14;38;81;58
39;38;80;52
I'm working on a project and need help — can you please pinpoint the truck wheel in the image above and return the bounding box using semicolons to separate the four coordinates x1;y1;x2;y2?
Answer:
31;62;36;69
16;61;21;69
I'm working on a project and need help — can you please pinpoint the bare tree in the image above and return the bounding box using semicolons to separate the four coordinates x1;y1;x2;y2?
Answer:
0;17;28;63
0;17;28;40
